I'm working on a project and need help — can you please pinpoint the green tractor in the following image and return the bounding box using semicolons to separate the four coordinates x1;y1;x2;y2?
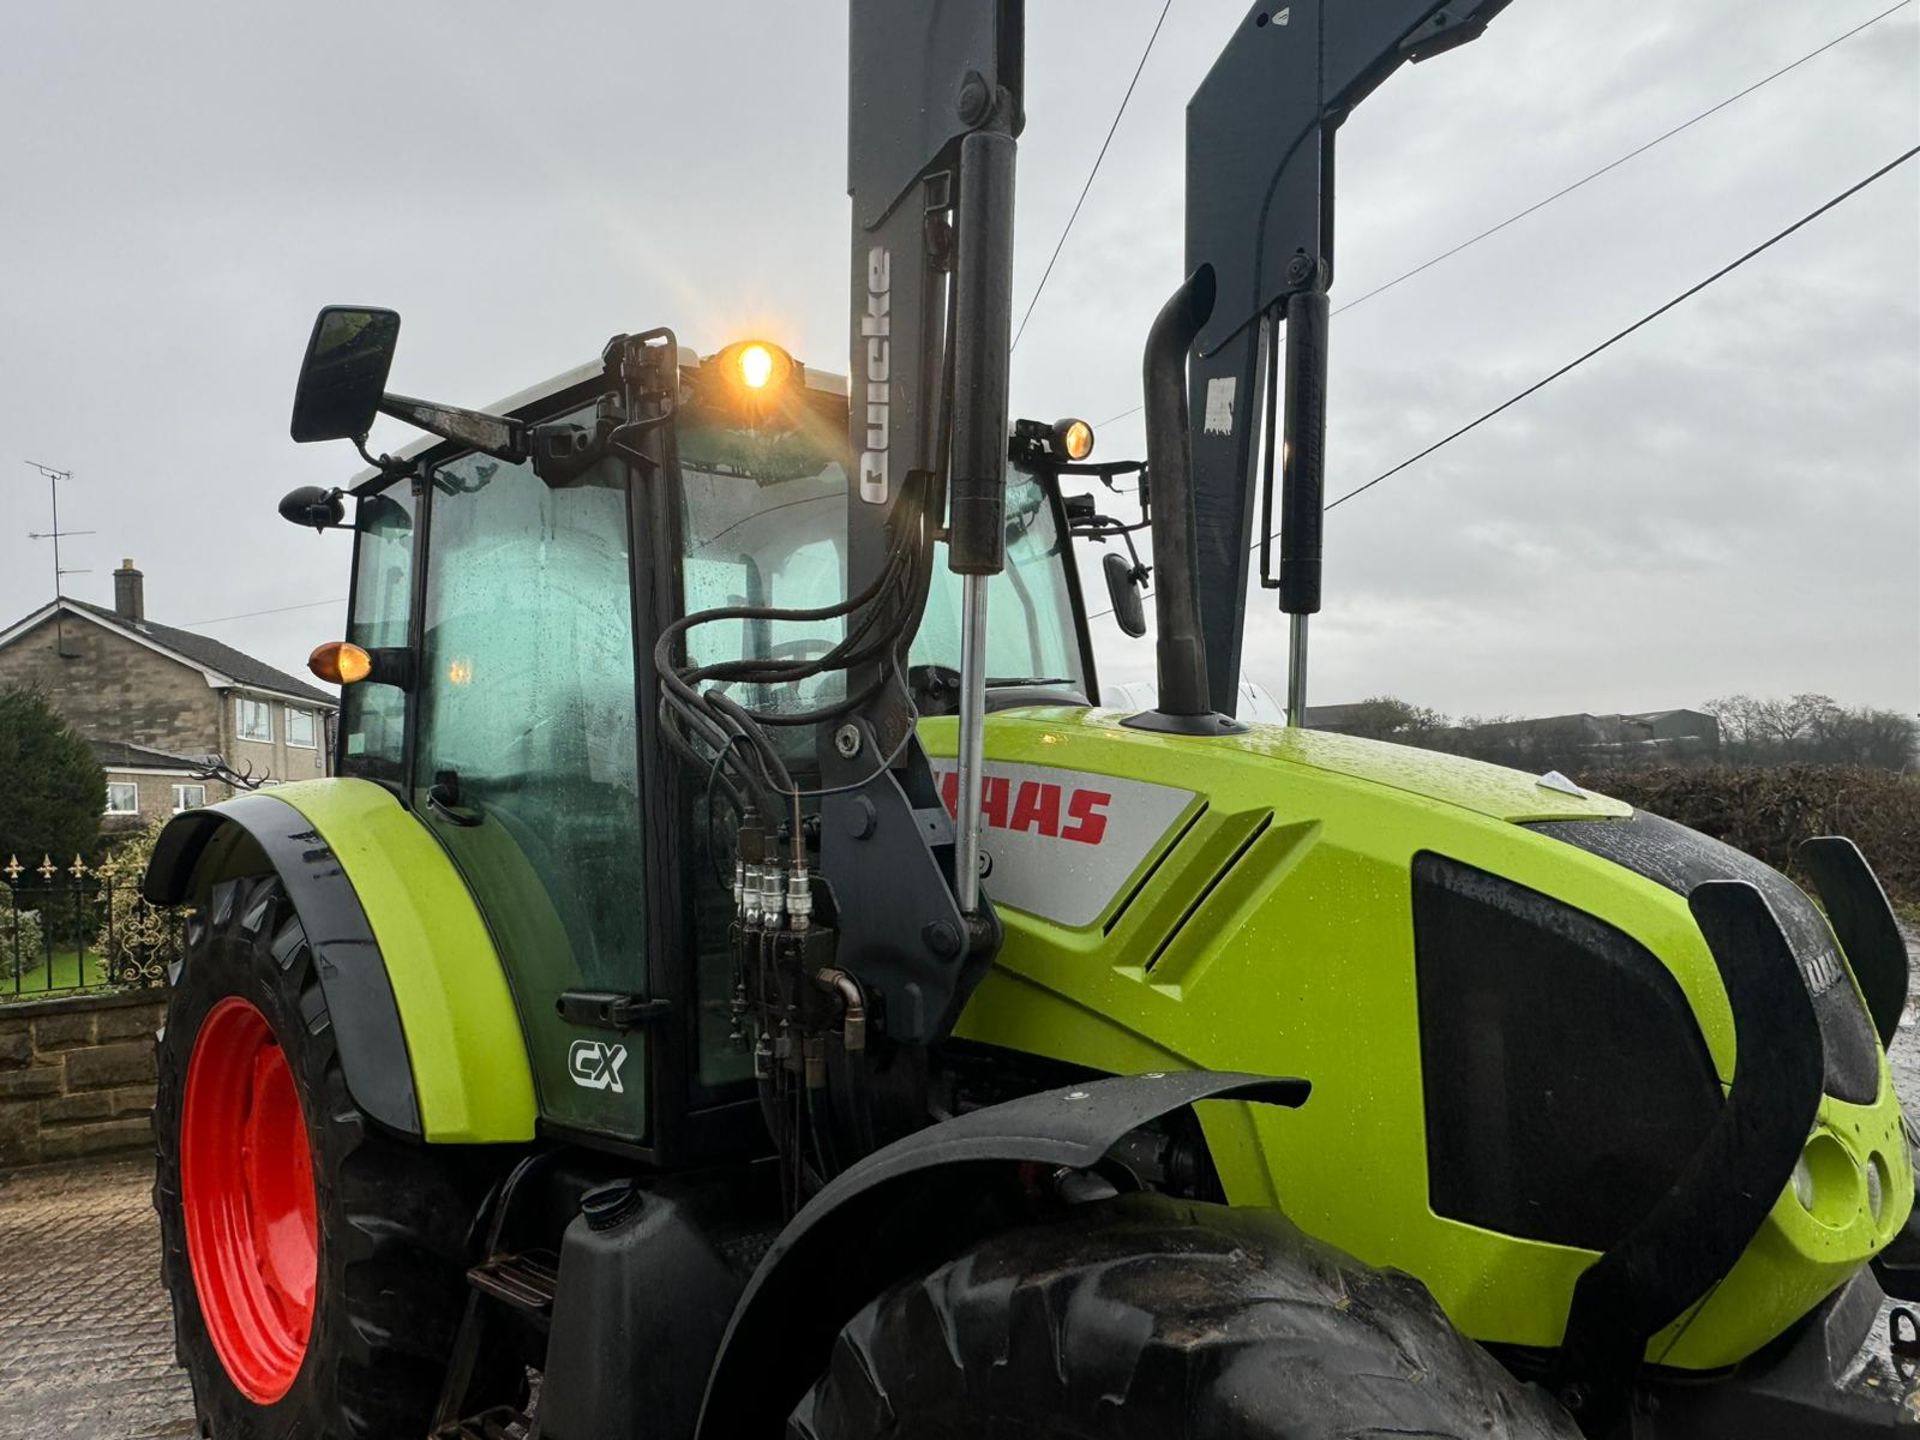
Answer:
145;3;1918;1436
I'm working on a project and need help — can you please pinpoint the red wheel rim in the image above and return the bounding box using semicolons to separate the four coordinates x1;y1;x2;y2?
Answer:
181;996;318;1403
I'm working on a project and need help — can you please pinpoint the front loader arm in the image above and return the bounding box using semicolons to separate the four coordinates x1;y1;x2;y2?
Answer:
1184;1;1512;715
821;0;1515;1041
806;0;1026;1051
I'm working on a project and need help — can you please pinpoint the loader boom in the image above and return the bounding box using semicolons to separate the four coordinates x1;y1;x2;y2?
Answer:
1182;1;1511;716
829;0;1515;1031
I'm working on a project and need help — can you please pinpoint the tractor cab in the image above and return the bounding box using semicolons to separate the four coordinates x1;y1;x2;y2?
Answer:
285;315;1104;1154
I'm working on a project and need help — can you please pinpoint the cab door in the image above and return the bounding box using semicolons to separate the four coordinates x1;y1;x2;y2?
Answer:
411;408;652;1139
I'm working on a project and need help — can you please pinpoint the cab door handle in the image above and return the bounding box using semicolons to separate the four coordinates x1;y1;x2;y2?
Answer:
427;768;483;827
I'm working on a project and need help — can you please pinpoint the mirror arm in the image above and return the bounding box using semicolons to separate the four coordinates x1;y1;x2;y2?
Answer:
351;436;421;485
376;392;528;464
1068;512;1150;544
1048;458;1145;481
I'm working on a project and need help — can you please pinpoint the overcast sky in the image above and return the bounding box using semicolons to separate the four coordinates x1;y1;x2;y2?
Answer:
2;1;1915;721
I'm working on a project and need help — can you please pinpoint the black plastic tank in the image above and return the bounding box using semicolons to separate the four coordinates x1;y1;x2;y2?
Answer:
536;1181;745;1440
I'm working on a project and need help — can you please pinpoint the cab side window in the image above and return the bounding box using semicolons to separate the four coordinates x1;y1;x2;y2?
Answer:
341;484;416;783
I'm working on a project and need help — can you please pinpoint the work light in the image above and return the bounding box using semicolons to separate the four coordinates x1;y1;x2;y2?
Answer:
1058;418;1094;461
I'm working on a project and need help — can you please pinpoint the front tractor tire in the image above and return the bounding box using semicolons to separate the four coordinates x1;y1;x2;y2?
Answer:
791;1193;1581;1440
154;872;504;1438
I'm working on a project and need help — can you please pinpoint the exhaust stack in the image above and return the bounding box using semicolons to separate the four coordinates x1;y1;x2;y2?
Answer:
1123;266;1244;738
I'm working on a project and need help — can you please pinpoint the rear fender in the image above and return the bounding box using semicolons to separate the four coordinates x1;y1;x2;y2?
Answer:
694;1069;1308;1438
145;778;535;1143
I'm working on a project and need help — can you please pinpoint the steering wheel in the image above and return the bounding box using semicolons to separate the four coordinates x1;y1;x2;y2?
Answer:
762;637;838;663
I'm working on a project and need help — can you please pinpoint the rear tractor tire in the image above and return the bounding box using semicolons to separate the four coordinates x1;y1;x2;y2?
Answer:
153;872;512;1438
791;1192;1581;1440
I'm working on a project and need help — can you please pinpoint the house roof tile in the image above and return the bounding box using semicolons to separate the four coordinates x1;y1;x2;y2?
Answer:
64;600;335;706
91;740;210;771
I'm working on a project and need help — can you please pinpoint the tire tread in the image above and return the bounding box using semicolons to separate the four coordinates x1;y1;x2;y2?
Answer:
791;1194;1580;1440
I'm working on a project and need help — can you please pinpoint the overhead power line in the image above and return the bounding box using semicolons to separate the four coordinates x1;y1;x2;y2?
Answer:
1323;144;1919;512
186;597;348;627
1333;0;1913;316
1009;0;1174;353
1086;144;1920;618
1088;0;1912;429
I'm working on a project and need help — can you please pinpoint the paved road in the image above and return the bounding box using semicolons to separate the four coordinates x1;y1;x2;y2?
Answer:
5;928;1919;1436
0;1159;193;1437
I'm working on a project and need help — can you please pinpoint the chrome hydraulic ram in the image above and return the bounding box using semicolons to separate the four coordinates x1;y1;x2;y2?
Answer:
947;127;1018;915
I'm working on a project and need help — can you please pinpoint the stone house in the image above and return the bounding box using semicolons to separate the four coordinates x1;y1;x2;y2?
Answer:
0;560;337;832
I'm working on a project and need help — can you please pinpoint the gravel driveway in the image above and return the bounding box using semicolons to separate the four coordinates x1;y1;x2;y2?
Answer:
5;928;1919;1436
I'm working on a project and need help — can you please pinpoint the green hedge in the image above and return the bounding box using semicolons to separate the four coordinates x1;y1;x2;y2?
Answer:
1582;765;1920;909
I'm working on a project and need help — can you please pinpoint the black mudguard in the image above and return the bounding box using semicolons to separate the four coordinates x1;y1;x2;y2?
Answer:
144;793;421;1136
693;1069;1308;1439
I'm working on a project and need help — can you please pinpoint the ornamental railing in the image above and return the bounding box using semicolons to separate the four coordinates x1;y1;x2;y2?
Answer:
2;853;180;1000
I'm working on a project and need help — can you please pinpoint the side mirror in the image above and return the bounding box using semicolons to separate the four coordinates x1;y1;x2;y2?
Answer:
291;307;401;443
277;485;346;531
1102;552;1147;638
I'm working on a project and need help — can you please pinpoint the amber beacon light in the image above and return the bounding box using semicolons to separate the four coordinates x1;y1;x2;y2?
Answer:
309;640;372;685
715;339;795;394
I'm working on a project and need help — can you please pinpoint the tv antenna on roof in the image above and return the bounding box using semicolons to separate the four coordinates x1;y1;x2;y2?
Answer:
24;460;96;659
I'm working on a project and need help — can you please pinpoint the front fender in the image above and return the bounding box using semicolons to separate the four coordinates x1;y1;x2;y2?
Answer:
146;778;535;1144
695;1069;1308;1438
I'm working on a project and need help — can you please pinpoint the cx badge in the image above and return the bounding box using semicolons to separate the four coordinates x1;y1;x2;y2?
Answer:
568;1039;629;1094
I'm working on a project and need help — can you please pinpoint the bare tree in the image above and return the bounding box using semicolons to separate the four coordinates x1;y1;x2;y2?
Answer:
1341;696;1453;745
1703;694;1916;770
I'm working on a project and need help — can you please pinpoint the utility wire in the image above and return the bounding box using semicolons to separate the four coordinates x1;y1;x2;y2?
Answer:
1086;144;1920;618
186;597;347;626
1009;0;1174;353
1323;144;1919;512
1333;0;1913;316
1086;0;1912;430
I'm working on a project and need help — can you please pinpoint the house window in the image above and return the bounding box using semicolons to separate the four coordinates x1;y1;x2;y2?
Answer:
286;708;317;748
172;784;207;813
237;697;272;742
106;782;139;815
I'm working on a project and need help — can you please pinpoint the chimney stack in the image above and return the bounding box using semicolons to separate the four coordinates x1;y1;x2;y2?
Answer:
113;558;144;622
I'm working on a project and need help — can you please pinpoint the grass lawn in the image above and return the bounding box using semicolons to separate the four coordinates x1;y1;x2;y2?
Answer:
4;948;100;999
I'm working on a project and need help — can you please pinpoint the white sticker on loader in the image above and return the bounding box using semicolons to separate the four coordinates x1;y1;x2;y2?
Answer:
1203;376;1237;435
568;1039;629;1094
928;759;1196;928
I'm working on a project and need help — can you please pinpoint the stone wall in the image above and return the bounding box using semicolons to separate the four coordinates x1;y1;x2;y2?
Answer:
0;990;163;1169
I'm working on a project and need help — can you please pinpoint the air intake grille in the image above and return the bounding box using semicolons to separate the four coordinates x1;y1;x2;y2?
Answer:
1413;853;1724;1250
